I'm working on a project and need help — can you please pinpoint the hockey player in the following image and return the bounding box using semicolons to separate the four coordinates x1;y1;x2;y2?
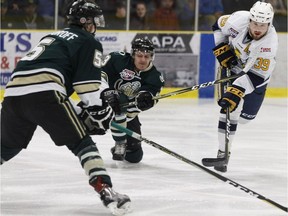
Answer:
202;1;278;172
101;38;165;163
1;0;131;215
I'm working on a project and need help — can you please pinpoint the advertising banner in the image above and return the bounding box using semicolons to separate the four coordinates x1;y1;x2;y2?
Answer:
0;31;200;89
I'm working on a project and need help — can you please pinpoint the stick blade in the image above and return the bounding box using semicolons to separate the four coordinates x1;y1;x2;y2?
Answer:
202;157;226;167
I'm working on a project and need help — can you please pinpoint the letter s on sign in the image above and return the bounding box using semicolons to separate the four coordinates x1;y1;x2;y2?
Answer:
16;33;32;52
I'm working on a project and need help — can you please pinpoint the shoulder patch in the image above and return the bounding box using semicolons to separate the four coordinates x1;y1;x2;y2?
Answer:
120;69;135;80
220;15;230;27
229;28;239;38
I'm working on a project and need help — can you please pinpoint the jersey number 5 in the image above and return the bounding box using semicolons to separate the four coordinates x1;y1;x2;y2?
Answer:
21;37;55;61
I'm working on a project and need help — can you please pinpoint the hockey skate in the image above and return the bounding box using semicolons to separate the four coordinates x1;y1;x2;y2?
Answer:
111;141;127;161
91;178;132;216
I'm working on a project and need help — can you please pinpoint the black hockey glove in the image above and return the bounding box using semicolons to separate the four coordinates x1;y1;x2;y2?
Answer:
78;102;114;135
218;85;245;112
213;42;237;68
135;91;155;111
101;88;122;115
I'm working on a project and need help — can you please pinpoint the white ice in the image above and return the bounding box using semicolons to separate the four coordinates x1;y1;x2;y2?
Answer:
1;98;287;216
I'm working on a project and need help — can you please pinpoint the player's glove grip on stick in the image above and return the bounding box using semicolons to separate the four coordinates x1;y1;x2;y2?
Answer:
218;85;245;112
135;91;155;111
213;42;237;68
101;88;122;115
78;102;114;135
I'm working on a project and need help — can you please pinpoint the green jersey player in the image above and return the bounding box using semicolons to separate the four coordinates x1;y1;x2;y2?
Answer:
1;0;131;214
101;38;165;163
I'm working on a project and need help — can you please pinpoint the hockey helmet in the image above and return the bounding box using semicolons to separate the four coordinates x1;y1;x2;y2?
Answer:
249;1;274;24
67;0;105;27
131;38;155;59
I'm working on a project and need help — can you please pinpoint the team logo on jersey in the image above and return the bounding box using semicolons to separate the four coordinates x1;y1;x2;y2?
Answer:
120;69;136;80
229;28;239;38
220;15;230;27
118;81;141;97
261;47;271;52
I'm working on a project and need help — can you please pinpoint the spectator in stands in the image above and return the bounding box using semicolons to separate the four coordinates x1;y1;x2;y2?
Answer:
37;0;65;29
9;0;21;13
95;0;117;19
222;0;257;14
178;0;195;30
266;0;287;32
150;0;180;30
1;0;26;29
106;0;127;30
199;0;223;31
16;0;51;29
130;1;150;30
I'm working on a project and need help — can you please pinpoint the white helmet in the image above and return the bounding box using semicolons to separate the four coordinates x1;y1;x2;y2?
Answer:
250;1;274;24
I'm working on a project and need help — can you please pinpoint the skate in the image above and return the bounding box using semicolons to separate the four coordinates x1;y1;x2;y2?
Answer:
99;185;131;215
91;178;132;216
111;141;127;161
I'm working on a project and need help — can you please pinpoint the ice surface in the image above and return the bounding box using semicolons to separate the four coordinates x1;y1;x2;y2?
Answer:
1;98;287;216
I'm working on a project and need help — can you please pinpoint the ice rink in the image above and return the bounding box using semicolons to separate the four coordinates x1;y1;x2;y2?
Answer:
1;98;287;216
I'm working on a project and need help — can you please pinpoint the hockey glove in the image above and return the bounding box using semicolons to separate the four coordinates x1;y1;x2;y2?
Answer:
78;102;114;135
101;88;122;115
213;42;237;68
218;85;245;112
135;91;155;111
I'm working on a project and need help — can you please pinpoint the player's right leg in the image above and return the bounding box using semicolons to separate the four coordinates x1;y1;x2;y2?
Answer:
125;116;143;163
35;91;131;214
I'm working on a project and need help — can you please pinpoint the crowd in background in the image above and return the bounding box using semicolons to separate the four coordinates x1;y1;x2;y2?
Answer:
1;0;287;31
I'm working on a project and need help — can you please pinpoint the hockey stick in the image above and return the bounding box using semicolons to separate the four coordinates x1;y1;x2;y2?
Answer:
224;108;230;163
202;108;231;167
121;73;243;108
202;68;232;167
224;70;232;163
111;121;288;213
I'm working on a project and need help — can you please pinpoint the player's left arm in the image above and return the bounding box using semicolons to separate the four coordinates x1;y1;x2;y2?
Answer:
219;37;278;112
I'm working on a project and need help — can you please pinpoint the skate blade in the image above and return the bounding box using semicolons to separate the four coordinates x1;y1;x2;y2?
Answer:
107;201;132;216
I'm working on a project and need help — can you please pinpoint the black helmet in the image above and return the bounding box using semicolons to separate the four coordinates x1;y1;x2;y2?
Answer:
131;38;155;58
66;0;105;27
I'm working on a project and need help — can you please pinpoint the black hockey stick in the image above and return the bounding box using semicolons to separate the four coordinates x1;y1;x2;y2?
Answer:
111;121;288;213
202;108;231;167
225;108;230;163
224;70;232;163
121;73;243;108
202;68;232;167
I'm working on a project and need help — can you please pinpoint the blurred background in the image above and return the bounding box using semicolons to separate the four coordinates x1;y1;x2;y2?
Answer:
1;0;287;32
1;0;287;99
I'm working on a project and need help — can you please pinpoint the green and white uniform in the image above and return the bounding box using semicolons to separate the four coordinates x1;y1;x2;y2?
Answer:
1;25;112;186
102;51;164;163
5;26;105;107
